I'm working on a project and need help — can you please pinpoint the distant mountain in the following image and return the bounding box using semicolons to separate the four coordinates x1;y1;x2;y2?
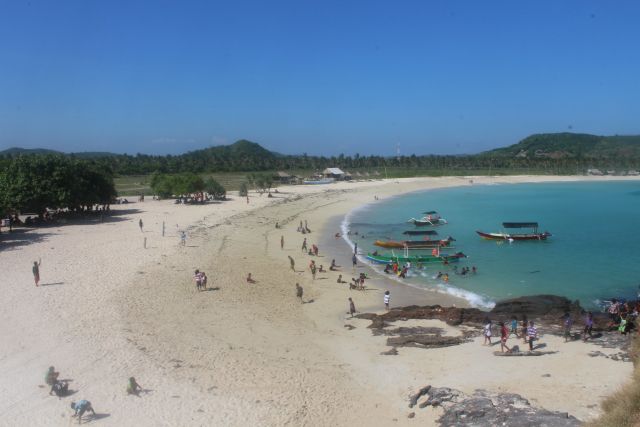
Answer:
483;133;640;159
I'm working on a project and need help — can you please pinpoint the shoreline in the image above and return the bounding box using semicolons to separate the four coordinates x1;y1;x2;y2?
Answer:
1;175;638;426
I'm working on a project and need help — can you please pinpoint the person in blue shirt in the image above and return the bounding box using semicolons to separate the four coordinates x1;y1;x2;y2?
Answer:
70;400;95;424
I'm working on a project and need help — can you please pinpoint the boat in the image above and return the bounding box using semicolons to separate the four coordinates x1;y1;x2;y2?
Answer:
407;211;448;226
374;237;454;249
476;222;552;241
366;250;466;264
402;230;439;236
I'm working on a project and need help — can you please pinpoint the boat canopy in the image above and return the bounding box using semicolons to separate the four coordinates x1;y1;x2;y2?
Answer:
403;230;439;235
502;222;539;229
423;211;438;215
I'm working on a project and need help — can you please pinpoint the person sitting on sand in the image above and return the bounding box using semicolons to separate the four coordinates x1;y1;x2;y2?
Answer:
350;278;358;290
50;380;69;398
330;259;339;271
71;400;96;424
334;232;341;239
45;366;59;386
337;274;345;284
318;265;325;273
383;264;391;274
127;377;143;396
246;273;256;284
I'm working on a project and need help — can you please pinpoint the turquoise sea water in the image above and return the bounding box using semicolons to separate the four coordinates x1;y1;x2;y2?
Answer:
342;181;640;309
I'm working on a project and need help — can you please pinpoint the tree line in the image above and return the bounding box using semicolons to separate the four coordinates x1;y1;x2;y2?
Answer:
0;155;117;218
150;173;226;200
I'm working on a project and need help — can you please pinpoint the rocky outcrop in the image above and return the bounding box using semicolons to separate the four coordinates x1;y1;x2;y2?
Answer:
410;386;581;426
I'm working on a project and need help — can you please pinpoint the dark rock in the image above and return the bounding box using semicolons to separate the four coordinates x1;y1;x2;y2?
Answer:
408;385;431;408
343;324;356;330
491;295;577;317
381;347;398;356
493;350;557;357
407;412;415;419
388;335;469;349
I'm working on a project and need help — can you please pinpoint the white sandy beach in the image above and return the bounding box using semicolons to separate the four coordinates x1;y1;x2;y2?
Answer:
0;175;637;426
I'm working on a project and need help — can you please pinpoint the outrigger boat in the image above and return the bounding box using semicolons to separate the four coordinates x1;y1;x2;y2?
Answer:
374;237;454;249
476;222;552;241
407;211;448;226
402;230;439;236
367;249;466;265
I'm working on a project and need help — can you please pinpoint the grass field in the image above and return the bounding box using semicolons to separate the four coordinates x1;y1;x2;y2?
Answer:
113;168;565;196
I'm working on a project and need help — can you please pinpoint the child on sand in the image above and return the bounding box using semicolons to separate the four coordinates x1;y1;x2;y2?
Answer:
45;366;59;386
246;273;256;284
509;316;519;338
337;274;343;284
384;291;390;310
348;297;356;317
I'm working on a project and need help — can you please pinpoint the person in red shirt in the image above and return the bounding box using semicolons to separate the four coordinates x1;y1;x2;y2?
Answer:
500;321;512;353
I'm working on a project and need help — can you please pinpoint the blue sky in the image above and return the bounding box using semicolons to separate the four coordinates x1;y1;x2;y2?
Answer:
1;1;639;156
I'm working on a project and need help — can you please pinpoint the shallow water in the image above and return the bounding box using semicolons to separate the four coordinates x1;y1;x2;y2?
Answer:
343;181;640;309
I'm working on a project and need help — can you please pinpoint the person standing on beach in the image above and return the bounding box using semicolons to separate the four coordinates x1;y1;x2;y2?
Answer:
509;316;519;338
32;259;41;286
384;291;390;310
296;283;303;303
288;256;295;271
352;253;357;271
527;321;538;351
521;315;529;344
348;297;356;317
280;235;284;250
483;319;492;345
500;322;511;353
301;238;307;253
139;219;143;232
180;230;186;246
563;312;573;342
310;262;317;281
583;312;594;341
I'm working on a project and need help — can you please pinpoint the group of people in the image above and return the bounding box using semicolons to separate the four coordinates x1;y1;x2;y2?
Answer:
45;366;144;424
483;317;540;353
607;299;638;335
193;269;209;291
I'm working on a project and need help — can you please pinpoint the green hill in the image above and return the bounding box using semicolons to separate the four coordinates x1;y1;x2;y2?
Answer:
0;147;62;156
483;133;640;159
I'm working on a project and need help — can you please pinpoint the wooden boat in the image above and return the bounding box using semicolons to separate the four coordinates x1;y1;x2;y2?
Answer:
407;211;447;226
403;230;439;236
366;251;466;264
374;238;453;249
476;222;552;241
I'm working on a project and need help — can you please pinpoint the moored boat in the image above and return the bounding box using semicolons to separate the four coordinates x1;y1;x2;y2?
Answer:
476;222;552;241
407;211;447;226
366;250;466;264
374;238;453;249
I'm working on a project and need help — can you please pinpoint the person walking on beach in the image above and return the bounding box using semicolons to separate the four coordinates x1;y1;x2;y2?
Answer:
138;219;143;232
499;322;512;353
384;291;390;310
194;270;202;291
583;311;594;341
521;315;529;344
348;297;356;317
32;258;42;287
288;255;295;271
563;312;573;342
483;319;492;345
527;321;538;351
296;283;303;303
71;400;96;424
180;230;187;246
301;238;308;253
280;235;284;250
310;263;317;281
352;253;357;271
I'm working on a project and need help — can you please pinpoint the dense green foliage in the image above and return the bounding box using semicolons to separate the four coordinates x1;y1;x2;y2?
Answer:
150;172;226;199
3;133;640;179
0;155;116;215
